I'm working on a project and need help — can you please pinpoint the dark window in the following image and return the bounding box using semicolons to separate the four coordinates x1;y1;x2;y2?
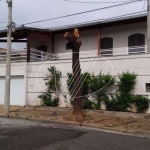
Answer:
66;42;72;50
128;33;145;54
146;83;150;92
37;45;47;58
100;37;113;56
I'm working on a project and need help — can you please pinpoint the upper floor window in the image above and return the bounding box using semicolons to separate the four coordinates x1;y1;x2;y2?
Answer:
37;45;47;59
100;37;113;56
128;33;145;54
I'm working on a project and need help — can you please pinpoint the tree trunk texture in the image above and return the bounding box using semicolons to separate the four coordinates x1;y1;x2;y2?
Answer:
72;44;83;121
64;29;83;121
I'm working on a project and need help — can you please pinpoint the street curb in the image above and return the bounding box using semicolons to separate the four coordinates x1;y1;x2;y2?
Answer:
0;114;150;138
0;114;81;126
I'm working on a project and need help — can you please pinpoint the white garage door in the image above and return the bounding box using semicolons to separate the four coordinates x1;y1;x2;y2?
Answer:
0;76;25;106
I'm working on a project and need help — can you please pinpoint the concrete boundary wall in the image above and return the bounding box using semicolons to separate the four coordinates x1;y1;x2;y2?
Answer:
0;62;27;106
26;54;150;113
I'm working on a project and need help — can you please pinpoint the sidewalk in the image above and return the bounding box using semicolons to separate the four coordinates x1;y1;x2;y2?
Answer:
0;105;150;137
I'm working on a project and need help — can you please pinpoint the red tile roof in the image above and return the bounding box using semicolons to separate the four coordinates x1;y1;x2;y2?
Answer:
0;47;6;51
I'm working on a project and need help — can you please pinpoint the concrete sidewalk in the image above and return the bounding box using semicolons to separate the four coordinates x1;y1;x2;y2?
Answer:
1;105;150;137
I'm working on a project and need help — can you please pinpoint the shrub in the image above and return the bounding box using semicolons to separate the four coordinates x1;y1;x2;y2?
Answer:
105;72;137;112
67;72;115;110
83;100;95;109
45;66;62;93
104;95;118;111
38;66;61;107
133;95;150;113
39;93;59;107
67;72;91;96
67;72;91;106
105;94;135;112
90;73;115;110
117;71;137;94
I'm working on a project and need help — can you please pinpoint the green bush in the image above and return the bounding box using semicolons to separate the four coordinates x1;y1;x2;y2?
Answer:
104;95;118;111
67;71;150;113
67;72;91;96
105;72;137;112
133;95;150;113
39;66;61;107
45;66;62;93
117;71;137;94
90;73;115;110
38;93;59;107
67;72;91;106
83;100;95;109
67;72;115;110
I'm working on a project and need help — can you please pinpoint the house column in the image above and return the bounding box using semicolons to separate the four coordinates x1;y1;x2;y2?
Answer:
98;28;101;56
27;35;31;62
51;33;54;54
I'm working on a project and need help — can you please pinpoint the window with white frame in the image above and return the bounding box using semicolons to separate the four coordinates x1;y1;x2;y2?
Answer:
100;37;113;56
128;33;145;54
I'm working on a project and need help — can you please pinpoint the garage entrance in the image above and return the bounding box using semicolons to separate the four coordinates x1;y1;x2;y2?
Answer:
0;76;25;106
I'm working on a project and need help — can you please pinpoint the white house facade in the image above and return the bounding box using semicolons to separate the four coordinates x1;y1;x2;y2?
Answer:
0;12;150;112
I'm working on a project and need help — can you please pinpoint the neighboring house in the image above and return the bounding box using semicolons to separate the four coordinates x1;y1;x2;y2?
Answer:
0;47;6;51
0;2;149;112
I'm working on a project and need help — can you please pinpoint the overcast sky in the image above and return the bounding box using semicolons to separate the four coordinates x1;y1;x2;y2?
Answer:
0;0;146;49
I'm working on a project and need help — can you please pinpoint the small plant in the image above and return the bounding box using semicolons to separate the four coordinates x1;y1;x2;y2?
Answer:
117;71;137;94
105;94;134;112
133;95;150;113
67;72;91;103
104;94;118;111
67;72;91;96
38;66;61;107
67;72;115;110
90;73;115;110
67;72;93;110
39;93;58;107
105;72;137;112
83;99;95;109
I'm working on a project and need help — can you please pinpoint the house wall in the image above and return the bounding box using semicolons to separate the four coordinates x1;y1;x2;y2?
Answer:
101;22;147;48
54;29;98;53
30;37;52;53
0;62;26;76
101;21;147;54
54;22;147;56
26;54;150;113
28;22;147;58
0;22;149;112
0;62;27;106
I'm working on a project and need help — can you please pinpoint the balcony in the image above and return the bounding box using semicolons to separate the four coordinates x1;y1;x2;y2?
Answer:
0;45;148;63
100;45;146;56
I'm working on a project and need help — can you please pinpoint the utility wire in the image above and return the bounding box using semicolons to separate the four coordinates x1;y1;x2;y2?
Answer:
21;0;141;26
21;10;146;32
0;21;7;23
0;0;7;4
0;26;7;29
63;0;139;4
50;10;146;30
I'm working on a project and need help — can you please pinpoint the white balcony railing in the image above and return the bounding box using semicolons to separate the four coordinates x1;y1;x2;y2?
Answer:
0;45;147;63
0;49;27;63
100;45;147;56
0;48;54;63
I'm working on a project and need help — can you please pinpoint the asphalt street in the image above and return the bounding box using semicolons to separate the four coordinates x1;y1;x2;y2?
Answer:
0;117;150;150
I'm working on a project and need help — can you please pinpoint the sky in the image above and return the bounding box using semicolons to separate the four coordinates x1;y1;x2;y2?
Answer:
0;0;147;49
